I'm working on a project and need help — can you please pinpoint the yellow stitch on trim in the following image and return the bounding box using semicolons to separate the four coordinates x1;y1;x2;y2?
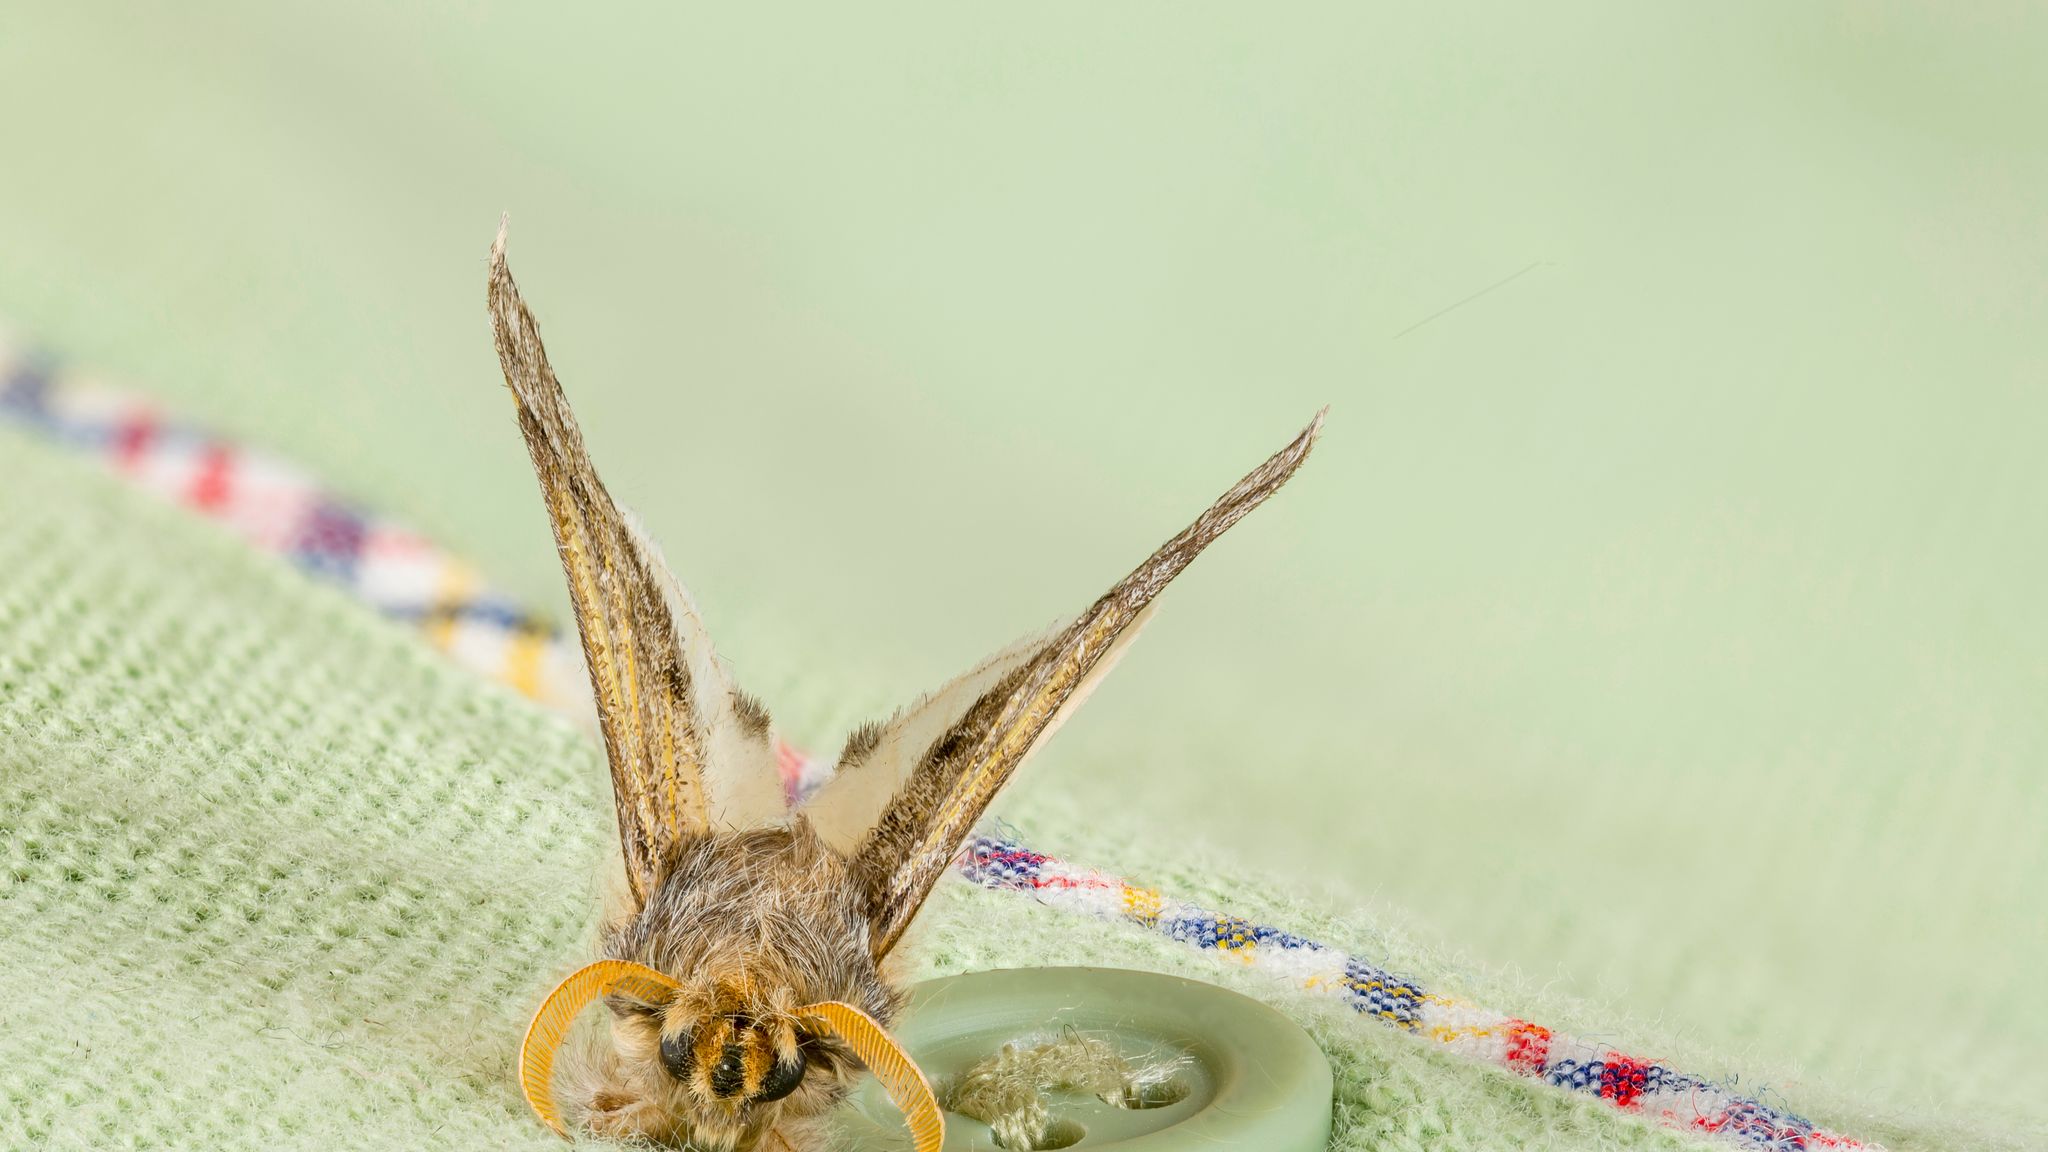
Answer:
505;627;546;699
1121;884;1163;927
426;561;479;651
1426;1025;1497;1043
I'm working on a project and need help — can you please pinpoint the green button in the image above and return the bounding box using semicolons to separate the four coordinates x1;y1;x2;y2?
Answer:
835;966;1333;1151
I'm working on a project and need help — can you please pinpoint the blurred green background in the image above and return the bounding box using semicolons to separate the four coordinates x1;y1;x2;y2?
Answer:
3;2;2043;1142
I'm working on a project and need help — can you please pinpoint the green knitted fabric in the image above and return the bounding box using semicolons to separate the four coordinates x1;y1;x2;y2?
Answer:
0;409;1966;1150
5;9;2048;1147
5;8;2048;1148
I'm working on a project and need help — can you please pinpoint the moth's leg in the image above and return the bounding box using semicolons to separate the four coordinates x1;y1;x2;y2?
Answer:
580;1087;674;1139
765;1117;832;1151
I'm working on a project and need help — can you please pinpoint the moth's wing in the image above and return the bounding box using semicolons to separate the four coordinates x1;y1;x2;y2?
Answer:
803;607;1170;856
803;620;1069;854
487;224;786;909
838;413;1324;957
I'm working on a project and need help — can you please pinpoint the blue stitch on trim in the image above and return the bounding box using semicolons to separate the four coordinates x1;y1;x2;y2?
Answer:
291;500;368;581
1341;957;1425;1027
1;358;55;422
1546;1058;1602;1092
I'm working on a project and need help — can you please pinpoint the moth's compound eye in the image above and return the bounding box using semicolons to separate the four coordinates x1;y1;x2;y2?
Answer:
752;1046;807;1103
659;1029;695;1082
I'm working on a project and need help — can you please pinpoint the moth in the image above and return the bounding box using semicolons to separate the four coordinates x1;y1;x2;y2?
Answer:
486;223;1321;1151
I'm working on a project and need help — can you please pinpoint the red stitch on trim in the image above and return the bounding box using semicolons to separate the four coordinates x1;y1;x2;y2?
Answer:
1036;873;1117;891
1503;1019;1551;1074
1600;1052;1651;1108
114;411;156;470
363;528;432;556
189;443;233;510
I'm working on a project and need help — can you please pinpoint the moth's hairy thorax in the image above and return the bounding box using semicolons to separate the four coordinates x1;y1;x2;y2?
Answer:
612;820;892;1015
575;820;900;1149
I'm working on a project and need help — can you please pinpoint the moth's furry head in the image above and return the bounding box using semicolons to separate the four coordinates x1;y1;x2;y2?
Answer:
566;821;899;1149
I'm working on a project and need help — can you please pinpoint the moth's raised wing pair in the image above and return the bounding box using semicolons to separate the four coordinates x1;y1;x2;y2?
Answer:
486;224;1321;962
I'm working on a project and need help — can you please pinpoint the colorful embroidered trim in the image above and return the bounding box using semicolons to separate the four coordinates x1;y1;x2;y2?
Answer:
952;833;1870;1151
0;339;593;725
0;333;1874;1151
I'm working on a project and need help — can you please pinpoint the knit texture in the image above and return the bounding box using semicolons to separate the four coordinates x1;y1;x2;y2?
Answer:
0;352;1879;1149
6;7;2048;1148
0;408;1981;1150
